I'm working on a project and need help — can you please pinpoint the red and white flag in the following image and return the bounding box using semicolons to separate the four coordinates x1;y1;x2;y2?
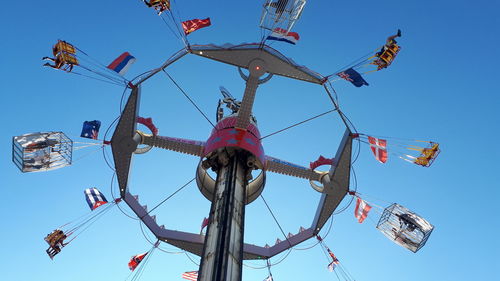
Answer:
266;28;300;45
328;261;336;272
182;18;211;35
200;217;209;233
128;252;148;271
368;136;388;163
182;271;198;281
354;197;372;223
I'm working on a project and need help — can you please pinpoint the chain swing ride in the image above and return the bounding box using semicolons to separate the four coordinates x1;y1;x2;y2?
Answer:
12;1;441;280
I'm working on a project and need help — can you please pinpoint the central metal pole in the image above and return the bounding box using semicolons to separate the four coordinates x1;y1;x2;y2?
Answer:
199;150;249;281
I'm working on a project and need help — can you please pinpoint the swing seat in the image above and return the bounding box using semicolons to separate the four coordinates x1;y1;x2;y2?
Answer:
376;203;434;253
13;132;73;173
151;0;170;11
373;43;400;70
45;230;67;248
53;41;76;56
371;58;388;70
59;53;78;66
414;143;440;167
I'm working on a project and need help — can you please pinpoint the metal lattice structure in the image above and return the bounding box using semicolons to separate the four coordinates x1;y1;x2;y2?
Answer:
260;0;307;33
9;2;438;279
376;203;434;253
110;41;354;281
12;132;73;173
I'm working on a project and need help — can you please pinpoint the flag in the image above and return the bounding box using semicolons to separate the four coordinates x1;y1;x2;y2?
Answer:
80;120;101;140
200;217;209;233
326;248;340;264
354;197;372;223
263;276;273;281
328;261;336;272
368;136;388;163
128;252;147;271
107;52;136;75
266;28;300;45
182;271;198;281
182;18;211;35
337;68;369;87
84;187;108;210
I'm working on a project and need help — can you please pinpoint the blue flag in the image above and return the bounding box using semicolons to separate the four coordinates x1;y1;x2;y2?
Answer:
337;68;369;87
80;120;101;140
84;187;108;210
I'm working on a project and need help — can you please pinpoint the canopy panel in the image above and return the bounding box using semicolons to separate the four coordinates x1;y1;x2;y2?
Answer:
190;43;325;84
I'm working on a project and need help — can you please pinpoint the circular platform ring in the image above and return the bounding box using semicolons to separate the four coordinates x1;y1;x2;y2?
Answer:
134;131;153;154
196;161;266;204
134;118;159;154
309;172;329;193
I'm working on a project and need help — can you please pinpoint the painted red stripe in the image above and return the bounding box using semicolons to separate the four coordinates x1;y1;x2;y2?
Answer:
107;52;131;69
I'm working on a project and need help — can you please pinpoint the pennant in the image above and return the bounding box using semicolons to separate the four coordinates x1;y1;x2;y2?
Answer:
84;187;108;210
264;276;273;281
368;136;388;163
354;197;372;223
266;28;299;45
299;226;306;232
337;68;369;87
80;120;101;140
128;252;147;271
275;238;282;244
182;18;211;35
182;271;198;281
107;52;136;75
287;232;293;239
200;217;209;233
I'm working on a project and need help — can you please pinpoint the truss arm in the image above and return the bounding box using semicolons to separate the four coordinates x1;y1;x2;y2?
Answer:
265;156;322;181
140;134;205;157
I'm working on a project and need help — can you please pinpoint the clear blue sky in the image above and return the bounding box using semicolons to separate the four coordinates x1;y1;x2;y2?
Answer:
1;1;499;281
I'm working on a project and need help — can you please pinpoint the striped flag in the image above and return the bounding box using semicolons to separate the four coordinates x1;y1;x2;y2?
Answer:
200;217;209;233
328;261;336;272
354;197;372;223
107;52;136;75
182;271;198;281
266;28;300;45
128;252;147;271
368;136;388;163
84;187;108;210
